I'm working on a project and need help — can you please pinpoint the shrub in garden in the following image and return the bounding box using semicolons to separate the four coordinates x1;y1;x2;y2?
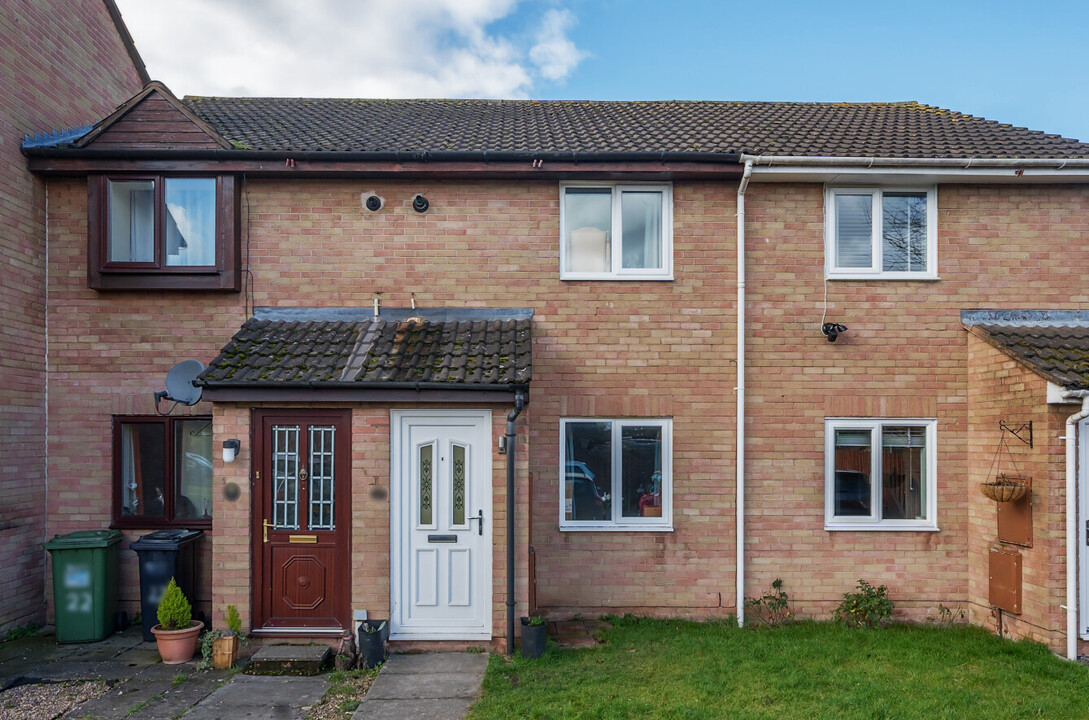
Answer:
833;579;893;628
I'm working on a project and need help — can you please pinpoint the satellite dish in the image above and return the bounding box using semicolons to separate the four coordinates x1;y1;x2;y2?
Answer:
162;360;205;406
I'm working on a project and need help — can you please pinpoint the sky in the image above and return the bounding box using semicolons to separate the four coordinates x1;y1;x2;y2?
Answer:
114;0;1089;142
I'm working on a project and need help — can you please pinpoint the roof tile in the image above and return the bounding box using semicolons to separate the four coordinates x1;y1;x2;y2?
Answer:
200;312;531;388
180;98;1089;159
971;324;1089;389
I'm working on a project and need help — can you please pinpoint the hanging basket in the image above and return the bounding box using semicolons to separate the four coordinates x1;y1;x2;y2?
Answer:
979;475;1029;503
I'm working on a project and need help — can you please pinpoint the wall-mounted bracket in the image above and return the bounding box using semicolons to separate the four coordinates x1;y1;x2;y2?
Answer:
999;420;1033;448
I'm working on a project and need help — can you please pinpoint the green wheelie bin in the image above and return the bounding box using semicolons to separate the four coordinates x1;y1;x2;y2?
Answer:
44;529;122;643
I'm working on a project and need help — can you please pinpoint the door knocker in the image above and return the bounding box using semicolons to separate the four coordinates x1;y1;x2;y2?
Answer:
298;467;309;483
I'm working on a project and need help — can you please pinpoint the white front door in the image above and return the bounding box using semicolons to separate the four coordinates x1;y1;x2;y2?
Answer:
391;410;492;640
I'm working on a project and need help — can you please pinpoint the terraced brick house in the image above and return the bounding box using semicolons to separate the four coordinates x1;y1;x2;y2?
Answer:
0;0;147;634
19;78;1089;658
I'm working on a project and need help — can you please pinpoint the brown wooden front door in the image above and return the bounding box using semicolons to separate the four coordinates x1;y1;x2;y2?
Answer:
253;409;350;631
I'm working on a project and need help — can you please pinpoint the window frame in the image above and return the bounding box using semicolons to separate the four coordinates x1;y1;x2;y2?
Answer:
824;186;938;280
559;182;674;281
88;174;241;291
824;418;938;532
559;417;673;532
111;415;213;530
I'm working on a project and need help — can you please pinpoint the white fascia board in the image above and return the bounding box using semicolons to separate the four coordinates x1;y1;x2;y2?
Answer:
750;165;1089;184
1050;382;1089;405
742;154;1089;184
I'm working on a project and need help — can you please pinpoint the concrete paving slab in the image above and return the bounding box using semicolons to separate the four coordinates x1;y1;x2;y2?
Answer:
380;653;488;675
364;671;483;700
72;668;229;720
353;697;474;720
14;659;141;682
183;674;329;720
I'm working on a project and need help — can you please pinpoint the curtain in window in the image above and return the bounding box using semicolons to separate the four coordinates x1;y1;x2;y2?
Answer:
835;194;873;268
165;179;216;266
882;427;925;520
121;424;139;515
108;181;155;263
621;191;661;269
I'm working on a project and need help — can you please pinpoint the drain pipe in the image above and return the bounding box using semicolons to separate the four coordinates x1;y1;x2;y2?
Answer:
506;390;526;655
736;159;753;627
1066;391;1089;660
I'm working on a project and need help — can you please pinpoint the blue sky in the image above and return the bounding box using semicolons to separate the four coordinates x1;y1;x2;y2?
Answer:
117;0;1089;142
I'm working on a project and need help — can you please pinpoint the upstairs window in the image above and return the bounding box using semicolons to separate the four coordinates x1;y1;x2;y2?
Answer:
113;416;213;529
89;175;240;291
825;187;937;279
560;184;672;280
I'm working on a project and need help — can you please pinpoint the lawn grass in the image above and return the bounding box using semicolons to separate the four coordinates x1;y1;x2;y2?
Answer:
467;617;1089;720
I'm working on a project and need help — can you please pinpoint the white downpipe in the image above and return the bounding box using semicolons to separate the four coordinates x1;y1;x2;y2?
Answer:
736;159;752;626
1066;393;1089;660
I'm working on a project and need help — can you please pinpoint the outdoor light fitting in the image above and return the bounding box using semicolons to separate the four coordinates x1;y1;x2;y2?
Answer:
412;194;429;213
222;438;241;463
821;322;848;343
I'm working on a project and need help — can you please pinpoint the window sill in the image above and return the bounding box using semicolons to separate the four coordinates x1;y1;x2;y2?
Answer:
111;519;212;531
825;273;940;282
825;523;938;532
560;523;674;532
90;271;240;292
561;274;674;282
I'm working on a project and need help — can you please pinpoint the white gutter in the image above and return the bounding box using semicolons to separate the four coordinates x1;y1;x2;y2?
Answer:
736;159;752;626
741;154;1089;169
1066;392;1089;660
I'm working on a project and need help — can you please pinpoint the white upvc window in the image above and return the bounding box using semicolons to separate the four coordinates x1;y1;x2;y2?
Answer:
560;183;673;280
825;187;937;279
825;418;938;531
560;418;672;531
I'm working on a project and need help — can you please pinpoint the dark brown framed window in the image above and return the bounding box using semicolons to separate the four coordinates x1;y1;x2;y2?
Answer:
88;174;241;291
112;416;213;529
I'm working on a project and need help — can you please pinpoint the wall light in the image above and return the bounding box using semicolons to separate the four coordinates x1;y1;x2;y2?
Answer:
222;439;241;463
821;322;848;343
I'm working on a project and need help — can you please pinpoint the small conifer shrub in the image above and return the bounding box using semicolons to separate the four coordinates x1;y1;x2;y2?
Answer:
156;578;193;631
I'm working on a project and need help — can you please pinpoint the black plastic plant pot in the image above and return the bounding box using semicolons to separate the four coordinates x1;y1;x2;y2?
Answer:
520;617;546;659
360;619;387;669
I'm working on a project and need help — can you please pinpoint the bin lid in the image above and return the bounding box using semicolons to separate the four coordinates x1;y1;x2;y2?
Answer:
44;529;123;550
130;528;204;550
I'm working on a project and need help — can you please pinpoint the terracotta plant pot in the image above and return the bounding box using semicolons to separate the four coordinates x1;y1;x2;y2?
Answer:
211;634;239;669
151;621;204;665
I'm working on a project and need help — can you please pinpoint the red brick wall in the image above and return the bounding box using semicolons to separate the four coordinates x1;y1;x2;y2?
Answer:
209;403;529;643
43;176;738;630
742;183;1089;624
965;334;1069;652
42;175;1089;646
0;0;143;631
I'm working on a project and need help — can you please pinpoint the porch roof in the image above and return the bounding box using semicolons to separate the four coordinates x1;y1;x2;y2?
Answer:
198;307;531;395
963;311;1089;390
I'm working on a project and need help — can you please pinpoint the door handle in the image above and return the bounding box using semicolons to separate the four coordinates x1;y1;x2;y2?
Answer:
468;509;484;536
262;519;274;543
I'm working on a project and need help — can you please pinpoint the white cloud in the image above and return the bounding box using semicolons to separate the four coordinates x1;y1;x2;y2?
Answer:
529;9;587;82
114;0;585;98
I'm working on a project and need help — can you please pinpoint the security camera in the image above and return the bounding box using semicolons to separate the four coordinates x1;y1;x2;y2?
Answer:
821;322;848;343
362;192;384;211
412;194;430;213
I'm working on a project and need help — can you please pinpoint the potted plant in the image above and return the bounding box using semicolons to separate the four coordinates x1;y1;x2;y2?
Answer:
151;578;203;664
359;619;387;669
980;474;1029;503
520;616;546;659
